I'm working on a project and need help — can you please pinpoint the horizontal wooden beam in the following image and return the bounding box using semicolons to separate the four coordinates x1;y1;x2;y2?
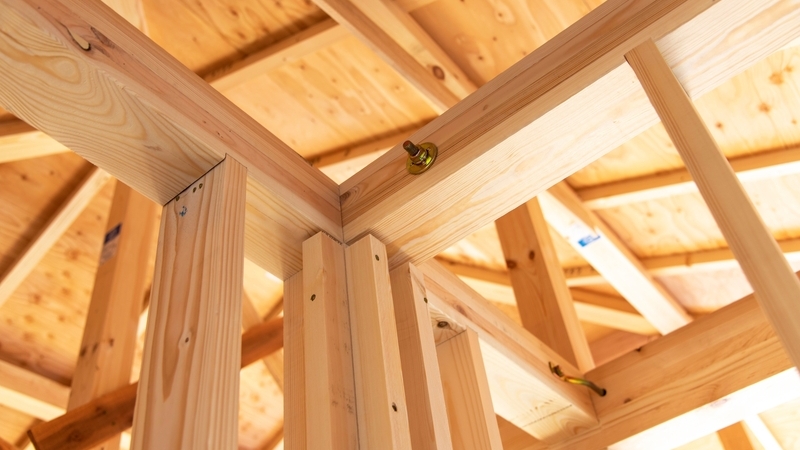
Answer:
420;260;597;443
339;0;800;271
0;119;68;163
0;359;69;421
0;0;341;279
578;144;800;209
27;316;283;450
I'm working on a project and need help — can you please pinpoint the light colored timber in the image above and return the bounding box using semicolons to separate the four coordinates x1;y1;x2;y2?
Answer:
543;277;797;450
283;272;304;450
0;166;111;308
421;260;597;443
539;182;692;334
310;0;473;113
579;144;800;209
0;437;15;450
389;262;453;450
28;316;283;450
302;232;358;449
242;292;284;391
626;38;800;368
68;183;158;450
339;0;800;271
742;416;783;450
204;19;350;92
345;235;412;448
717;423;756;450
0;0;341;280
260;425;285;450
0;119;69;163
590;331;659;367
436;329;503;450
496;416;539;450
0;359;68;421
496;198;594;371
131;158;246;450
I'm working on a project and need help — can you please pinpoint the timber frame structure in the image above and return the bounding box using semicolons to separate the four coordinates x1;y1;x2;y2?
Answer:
0;0;799;449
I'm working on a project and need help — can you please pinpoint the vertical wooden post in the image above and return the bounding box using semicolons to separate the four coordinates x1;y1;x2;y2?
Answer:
283;271;304;450
131;157;247;449
626;39;800;367
390;262;453;450
496;198;594;371
346;235;412;448
302;232;358;449
436;329;503;450
69;182;158;450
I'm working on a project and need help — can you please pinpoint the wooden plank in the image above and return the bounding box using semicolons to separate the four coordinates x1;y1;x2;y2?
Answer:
420;260;597;443
0;360;68;421
339;0;800;271
578;144;800;209
27;316;284;450
204;19;349;92
539;182;692;334
0;0;341;280
626;38;800;367
130;157;246;449
310;0;470;112
345;235;412;448
302;232;357;449
389;262;453;450
589;331;658;367
0;167;110;308
0;119;69;163
546;279;796;449
67;183;157;450
283;271;304;450
496;198;594;371
436;329;503;450
742;416;783;450
718;423;755;450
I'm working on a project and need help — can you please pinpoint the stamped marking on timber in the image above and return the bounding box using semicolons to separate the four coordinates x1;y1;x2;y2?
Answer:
180;206;187;217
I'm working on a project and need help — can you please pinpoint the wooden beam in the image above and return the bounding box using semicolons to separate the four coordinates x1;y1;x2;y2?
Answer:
389;262;453;450
339;0;800;271
545;280;796;449
626;38;800;367
68;183;157;450
0;359;68;421
0;166;111;308
579;144;800;209
0;0;341;280
283;272;304;450
204;19;350;92
28;318;284;450
436;329;503;450
539;182;691;334
589;331;658;367
718;423;755;450
742;416;783;450
496;416;539;450
0;437;16;450
0;119;69;163
420;260;597;443
496;198;594;371
346;235;412;448
302;232;357;449
242;292;284;390
130;157;246;449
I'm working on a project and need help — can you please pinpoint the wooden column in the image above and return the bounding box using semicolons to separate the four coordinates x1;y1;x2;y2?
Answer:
345;235;412;448
437;329;503;450
283;271;305;450
130;157;247;449
390;262;453;450
68;182;158;450
302;233;358;449
626;39;800;367
496;198;594;371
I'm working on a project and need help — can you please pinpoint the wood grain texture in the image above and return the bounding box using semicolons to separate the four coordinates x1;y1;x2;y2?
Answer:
67;183;157;450
718;423;756;450
421;260;597;442
389;262;453;450
302;232;357;449
496;198;594;371
0;359;68;421
345;235;412;449
626;39;800;368
0;119;68;163
436;329;503;450
131;157;246;450
283;272;304;450
0;0;341;280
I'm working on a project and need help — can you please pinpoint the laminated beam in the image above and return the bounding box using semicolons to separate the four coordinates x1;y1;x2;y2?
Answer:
626;39;800;368
68;183;158;450
339;0;800;270
420;260;597;443
496;198;594;371
0;0;341;279
130;158;246;449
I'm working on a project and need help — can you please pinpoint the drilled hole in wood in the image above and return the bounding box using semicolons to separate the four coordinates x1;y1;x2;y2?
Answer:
391;403;397;412
375;254;380;261
310;294;316;301
423;297;428;303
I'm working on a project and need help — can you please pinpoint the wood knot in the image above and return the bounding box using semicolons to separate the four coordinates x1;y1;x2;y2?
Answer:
432;65;445;80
